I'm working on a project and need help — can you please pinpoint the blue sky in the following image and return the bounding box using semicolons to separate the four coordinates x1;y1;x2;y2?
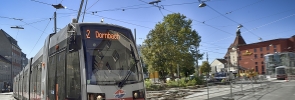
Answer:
0;0;295;64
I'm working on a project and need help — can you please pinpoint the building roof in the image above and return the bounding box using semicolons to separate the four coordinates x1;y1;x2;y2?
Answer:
216;58;227;64
225;28;246;57
0;55;11;63
0;29;21;49
229;28;247;48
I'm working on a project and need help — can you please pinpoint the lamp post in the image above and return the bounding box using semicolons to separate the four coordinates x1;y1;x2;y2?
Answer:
51;4;65;100
223;56;234;100
232;47;240;79
190;46;199;76
10;25;24;90
52;4;66;34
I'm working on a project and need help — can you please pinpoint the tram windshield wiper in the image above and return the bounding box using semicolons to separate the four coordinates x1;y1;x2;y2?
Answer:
118;44;139;88
118;70;132;88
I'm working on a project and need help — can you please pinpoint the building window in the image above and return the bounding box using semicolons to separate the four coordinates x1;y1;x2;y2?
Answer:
266;46;270;50
254;54;257;59
261;61;264;64
260;47;263;51
254;48;257;52
274;49;277;52
255;62;258;65
255;66;258;72
261;53;264;58
273;45;276;48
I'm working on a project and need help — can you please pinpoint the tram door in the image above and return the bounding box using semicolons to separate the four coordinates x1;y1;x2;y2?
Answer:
48;50;66;100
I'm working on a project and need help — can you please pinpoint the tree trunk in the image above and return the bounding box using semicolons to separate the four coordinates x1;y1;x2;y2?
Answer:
170;66;175;81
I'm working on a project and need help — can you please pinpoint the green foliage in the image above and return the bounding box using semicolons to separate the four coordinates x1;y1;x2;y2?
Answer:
144;79;166;91
193;75;204;85
199;61;211;75
144;79;152;88
165;76;204;88
166;78;188;87
166;80;179;88
186;79;197;86
141;13;202;79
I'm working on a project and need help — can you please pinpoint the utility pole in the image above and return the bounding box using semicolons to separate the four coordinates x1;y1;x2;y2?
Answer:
228;56;233;99
206;52;209;100
54;12;57;34
196;47;199;76
76;0;85;23
206;52;208;62
134;29;136;45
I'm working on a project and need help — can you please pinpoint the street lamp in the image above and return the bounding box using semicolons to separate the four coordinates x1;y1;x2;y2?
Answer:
51;4;66;34
232;47;240;78
190;46;199;76
52;4;66;9
11;26;24;29
199;2;207;8
223;56;234;100
51;4;65;99
149;0;161;5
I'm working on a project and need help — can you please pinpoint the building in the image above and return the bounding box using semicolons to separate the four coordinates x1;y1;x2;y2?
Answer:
225;27;295;75
0;55;11;92
21;52;28;69
225;28;247;73
264;52;295;76
210;59;227;74
0;29;27;84
237;36;295;74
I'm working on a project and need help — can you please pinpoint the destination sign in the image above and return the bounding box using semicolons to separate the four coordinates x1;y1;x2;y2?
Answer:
85;29;120;40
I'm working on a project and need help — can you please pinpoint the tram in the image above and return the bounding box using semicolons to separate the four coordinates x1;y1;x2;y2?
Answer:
275;66;295;80
13;19;146;100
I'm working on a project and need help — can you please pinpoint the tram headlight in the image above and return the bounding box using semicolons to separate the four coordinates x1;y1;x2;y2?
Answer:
87;93;105;100
134;92;138;98
97;95;102;100
132;89;145;99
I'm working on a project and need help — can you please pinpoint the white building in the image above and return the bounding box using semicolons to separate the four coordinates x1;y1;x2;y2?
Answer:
210;58;238;74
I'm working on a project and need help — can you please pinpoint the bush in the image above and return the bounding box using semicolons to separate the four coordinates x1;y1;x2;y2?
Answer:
166;80;179;88
144;79;166;91
186;79;197;86
193;75;204;85
144;79;152;88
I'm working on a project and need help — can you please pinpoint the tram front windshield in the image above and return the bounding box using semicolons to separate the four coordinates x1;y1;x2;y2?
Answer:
276;68;286;75
81;26;141;85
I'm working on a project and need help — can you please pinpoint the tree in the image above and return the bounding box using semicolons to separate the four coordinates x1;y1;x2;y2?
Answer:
141;13;202;80
245;68;258;83
199;61;211;75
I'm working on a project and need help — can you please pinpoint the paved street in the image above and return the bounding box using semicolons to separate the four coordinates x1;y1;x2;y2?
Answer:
182;78;286;100
2;79;293;100
0;92;15;100
259;80;295;100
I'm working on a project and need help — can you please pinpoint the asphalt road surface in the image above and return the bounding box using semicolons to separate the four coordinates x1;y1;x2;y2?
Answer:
259;80;295;100
207;80;292;100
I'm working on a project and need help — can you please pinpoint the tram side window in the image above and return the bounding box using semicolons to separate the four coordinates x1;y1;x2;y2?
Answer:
66;51;81;99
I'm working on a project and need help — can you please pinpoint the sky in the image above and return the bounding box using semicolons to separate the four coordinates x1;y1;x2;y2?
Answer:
0;0;295;65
